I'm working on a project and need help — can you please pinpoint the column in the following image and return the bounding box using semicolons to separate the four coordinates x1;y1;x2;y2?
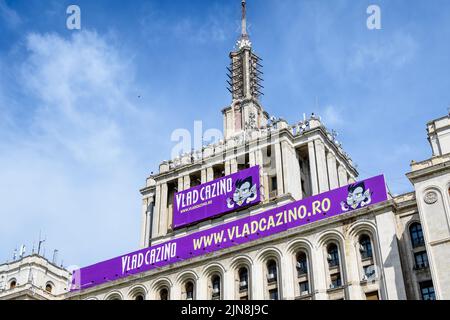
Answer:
206;167;214;182
249;151;256;167
314;139;329;193
344;238;364;300
312;245;328;300
255;149;266;202
230;158;238;174
152;185;161;238
224;268;235;300
172;284;182;300
338;164;348;187
178;177;184;192
197;276;208;300
281;140;302;200
145;197;154;247
139;198;149;248
274;142;285;195
158;183;168;236
224;160;231;176
201;169;207;184
281;255;295;300
327;152;339;190
252;261;264;300
308;142;319;195
183;175;191;190
375;210;407;300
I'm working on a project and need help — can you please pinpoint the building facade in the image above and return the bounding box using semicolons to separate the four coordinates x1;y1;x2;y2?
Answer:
0;255;71;300
1;0;449;301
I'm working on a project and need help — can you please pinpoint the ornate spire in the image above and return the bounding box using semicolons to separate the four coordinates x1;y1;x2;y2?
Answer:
237;0;251;49
227;0;263;102
223;0;267;139
241;0;248;37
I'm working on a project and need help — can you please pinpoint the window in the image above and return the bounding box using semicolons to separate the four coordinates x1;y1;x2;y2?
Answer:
365;291;379;300
45;283;53;293
159;288;169;300
296;252;308;276
190;173;202;187
359;235;373;259
271;177;278;192
414;251;429;270
363;265;376;279
135;294;145;301
239;267;249;291
420;281;435;300
299;281;309;295
9;280;16;290
213;165;225;179
269;289;278;300
185;281;194;300
330;274;342;289
237;154;250;171
327;244;340;268
211;275;221;300
267;260;278;283
410;223;425;248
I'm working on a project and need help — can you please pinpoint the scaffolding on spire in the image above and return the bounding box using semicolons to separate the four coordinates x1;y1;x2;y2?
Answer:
227;0;264;101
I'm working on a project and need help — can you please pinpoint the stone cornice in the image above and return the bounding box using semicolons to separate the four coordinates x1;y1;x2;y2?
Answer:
407;157;450;184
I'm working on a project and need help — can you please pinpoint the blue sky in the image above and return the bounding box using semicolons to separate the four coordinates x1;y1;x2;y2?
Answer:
0;0;449;268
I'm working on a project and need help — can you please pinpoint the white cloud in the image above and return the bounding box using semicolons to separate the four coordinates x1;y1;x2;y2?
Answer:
319;105;346;128
0;30;156;266
349;31;418;71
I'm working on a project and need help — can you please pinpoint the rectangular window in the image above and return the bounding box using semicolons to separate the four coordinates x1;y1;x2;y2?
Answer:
271;176;278;191
190;173;202;187
297;260;308;276
420;281;435;300
365;291;379;300
330;274;342;289
269;289;278;300
363;265;376;279
414;251;429;270
299;281;309;295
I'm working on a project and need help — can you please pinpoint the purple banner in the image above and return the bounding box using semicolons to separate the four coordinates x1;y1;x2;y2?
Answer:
71;175;387;291
173;166;261;229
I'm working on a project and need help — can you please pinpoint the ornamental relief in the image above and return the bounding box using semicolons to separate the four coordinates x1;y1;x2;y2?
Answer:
424;191;438;205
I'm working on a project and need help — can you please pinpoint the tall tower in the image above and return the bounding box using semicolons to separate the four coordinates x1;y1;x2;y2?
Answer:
223;0;269;139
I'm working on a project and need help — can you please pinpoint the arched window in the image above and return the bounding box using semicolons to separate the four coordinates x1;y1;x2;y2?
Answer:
410;223;424;248
266;260;278;283
295;251;310;297
326;243;342;289
327;244;340;267
9;280;17;290
265;259;279;300
359;235;373;259
185;281;195;300
211;275;221;300
45;283;53;293
106;294;122;300
135;294;145;301
238;267;249;291
296;252;308;276
159;288;169;300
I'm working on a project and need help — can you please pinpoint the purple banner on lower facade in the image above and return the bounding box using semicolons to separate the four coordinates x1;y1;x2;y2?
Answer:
173;166;261;229
70;175;388;291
